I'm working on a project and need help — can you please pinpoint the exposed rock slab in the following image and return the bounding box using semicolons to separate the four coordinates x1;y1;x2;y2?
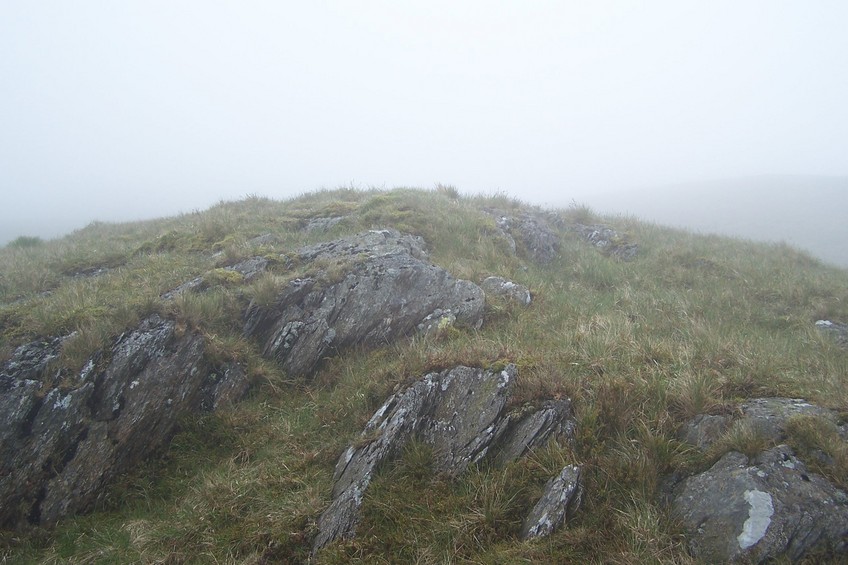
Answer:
244;230;484;380
0;315;250;528
671;445;848;563
493;399;575;466
491;213;561;265
481;276;532;307
521;464;583;540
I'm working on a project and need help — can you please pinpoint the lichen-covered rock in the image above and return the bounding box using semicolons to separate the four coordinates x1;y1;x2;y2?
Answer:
481;276;532;307
739;397;838;443
0;315;250;528
244;231;484;380
671;445;848;563
521;465;583;540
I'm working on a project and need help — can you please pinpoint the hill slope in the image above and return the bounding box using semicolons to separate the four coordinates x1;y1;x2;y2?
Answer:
582;175;848;268
1;188;847;563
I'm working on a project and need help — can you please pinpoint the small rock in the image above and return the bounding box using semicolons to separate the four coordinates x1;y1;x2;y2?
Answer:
678;414;733;451
481;276;532;306
573;223;639;260
816;319;848;348
305;216;346;233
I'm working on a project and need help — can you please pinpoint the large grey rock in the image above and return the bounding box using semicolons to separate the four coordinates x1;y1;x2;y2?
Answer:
740;397;838;443
244;230;484;380
671;445;848;563
521;464;583;540
314;365;580;552
481;276;532;307
0;315;250;528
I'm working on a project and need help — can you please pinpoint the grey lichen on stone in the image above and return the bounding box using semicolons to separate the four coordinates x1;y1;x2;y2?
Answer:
521;464;583;540
481;276;532;307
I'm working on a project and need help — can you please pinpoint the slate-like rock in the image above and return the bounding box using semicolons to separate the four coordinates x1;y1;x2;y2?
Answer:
481;276;532;307
493;399;575;466
671;445;848;563
244;231;484;380
521;464;583;540
0;315;250;528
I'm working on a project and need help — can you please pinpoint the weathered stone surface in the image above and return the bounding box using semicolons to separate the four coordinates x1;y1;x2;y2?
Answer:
573;223;639;260
740;397;838;444
493;399;575;467
305;216;346;233
315;366;516;551
816;319;848;349
671;445;848;563
244;231;484;380
0;315;250;528
227;256;269;282
160;276;204;300
521;465;583;540
678;413;732;451
481;276;532;307
247;233;278;247
492;213;561;264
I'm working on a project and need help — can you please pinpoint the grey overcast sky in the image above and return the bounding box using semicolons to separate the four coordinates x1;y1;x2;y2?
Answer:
2;1;847;243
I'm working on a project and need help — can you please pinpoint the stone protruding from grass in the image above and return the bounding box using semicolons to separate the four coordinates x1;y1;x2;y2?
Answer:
314;365;580;553
671;445;848;563
490;211;561;264
480;276;532;307
521;464;583;540
572;223;639;260
816;319;848;349
244;230;484;380
0;315;250;528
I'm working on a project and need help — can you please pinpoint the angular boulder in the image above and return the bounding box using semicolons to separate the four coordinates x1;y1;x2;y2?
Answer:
491;213;561;265
573;223;639;260
244;230;484;380
521;464;583;540
0;315;249;528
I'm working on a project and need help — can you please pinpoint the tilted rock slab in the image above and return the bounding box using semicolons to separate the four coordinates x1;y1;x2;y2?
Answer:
0;315;249;528
244;230;484;379
521;464;583;540
671;445;848;563
313;365;579;552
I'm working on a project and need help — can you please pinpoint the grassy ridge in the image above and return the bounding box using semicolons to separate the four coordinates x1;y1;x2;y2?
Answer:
2;188;847;563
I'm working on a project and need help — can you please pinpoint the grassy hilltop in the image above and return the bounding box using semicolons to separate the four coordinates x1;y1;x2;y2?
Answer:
2;187;847;563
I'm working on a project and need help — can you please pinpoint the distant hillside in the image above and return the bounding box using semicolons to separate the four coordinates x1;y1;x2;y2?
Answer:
581;175;848;268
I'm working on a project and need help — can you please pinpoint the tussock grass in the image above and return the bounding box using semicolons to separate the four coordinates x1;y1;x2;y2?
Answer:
2;187;847;563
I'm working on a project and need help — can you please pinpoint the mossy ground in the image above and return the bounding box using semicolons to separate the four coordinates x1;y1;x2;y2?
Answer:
1;188;847;563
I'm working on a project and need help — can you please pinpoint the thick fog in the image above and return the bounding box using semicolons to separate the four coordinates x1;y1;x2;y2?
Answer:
2;2;847;245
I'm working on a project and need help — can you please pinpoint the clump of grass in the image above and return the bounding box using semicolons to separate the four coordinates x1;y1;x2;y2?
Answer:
7;235;44;249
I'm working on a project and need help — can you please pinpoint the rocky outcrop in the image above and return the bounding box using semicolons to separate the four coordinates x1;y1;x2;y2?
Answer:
480;276;532;307
0;315;249;528
313;365;578;553
521;464;583;540
672;398;848;562
671;446;848;563
573;223;639;260
244;230;484;380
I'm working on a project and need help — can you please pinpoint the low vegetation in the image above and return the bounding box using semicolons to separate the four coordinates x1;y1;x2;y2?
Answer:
1;187;847;563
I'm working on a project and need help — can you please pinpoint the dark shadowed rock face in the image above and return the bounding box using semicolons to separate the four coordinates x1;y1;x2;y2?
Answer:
0;315;249;528
313;365;579;553
244;230;484;380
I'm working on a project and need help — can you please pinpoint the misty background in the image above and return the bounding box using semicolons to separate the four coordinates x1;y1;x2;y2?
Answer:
2;2;847;265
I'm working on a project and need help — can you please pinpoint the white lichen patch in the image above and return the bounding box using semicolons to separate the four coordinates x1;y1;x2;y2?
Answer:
738;489;774;550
